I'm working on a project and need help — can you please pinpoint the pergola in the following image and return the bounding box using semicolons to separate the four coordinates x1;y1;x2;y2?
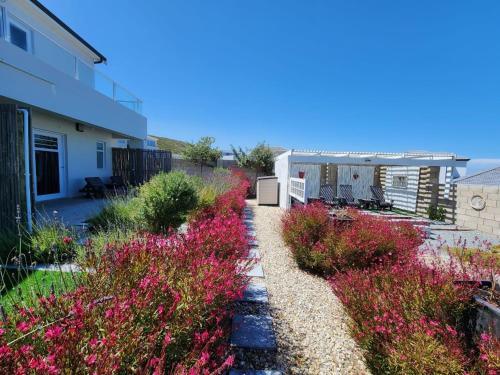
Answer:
274;150;469;209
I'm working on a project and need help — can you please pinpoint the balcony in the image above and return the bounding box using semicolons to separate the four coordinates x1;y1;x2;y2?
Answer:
0;17;142;114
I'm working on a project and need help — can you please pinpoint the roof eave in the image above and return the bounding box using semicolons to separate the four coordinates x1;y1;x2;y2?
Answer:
30;0;107;64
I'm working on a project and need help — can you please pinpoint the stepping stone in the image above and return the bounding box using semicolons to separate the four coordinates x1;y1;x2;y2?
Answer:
247;230;257;237
246;263;264;278
249;239;259;246
240;282;268;303
247;247;260;259
231;314;276;350
230;371;282;375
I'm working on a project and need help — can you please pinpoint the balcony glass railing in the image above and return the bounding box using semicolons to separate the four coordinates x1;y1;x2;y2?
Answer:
1;13;143;114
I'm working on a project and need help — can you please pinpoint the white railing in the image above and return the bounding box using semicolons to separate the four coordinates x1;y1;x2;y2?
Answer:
289;177;307;203
1;12;142;114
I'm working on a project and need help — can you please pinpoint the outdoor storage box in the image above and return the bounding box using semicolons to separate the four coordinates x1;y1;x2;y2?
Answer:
257;176;279;205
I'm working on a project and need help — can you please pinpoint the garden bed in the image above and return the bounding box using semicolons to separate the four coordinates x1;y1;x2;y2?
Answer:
0;169;253;373
281;202;500;375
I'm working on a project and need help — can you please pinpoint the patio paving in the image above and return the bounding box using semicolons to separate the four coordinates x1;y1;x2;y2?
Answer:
35;197;109;226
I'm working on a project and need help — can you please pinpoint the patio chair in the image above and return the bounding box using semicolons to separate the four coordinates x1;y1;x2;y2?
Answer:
319;184;336;207
80;177;108;198
337;185;358;207
107;175;128;195
370;185;393;210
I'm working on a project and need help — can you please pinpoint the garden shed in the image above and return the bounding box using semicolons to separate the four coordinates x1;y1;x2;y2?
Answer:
275;150;469;220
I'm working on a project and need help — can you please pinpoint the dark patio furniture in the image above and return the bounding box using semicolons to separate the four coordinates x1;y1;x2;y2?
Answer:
80;177;108;198
319;184;339;207
107;175;128;195
370;185;393;210
337;185;358;207
358;198;375;209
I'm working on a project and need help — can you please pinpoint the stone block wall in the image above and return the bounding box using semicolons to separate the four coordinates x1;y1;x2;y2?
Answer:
455;184;500;237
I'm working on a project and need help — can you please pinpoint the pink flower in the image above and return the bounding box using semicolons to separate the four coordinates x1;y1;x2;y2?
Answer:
85;354;97;366
45;325;64;340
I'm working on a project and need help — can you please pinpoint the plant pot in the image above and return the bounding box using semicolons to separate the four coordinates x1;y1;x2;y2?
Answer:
298;171;305;178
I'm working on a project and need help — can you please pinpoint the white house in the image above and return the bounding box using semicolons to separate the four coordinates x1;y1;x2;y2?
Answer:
0;0;148;202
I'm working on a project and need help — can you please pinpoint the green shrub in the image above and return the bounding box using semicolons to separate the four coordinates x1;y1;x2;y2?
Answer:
30;222;76;263
139;171;198;232
427;204;446;221
87;196;141;231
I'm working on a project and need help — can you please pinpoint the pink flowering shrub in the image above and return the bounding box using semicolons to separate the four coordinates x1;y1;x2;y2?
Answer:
281;205;423;274
476;333;500;375
0;183;249;373
281;202;337;273
330;261;485;374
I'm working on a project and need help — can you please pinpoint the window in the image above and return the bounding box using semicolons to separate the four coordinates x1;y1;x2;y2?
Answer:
7;17;31;52
146;139;156;147
96;141;105;169
392;175;408;189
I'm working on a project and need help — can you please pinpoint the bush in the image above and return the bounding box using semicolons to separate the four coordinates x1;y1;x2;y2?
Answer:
427;204;447;221
87;196;141;231
281;205;422;274
281;202;337;274
139;171;198;232
30;222;76;262
0;191;249;373
330;262;476;374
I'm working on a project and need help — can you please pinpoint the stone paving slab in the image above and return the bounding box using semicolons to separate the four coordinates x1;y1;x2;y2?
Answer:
248;248;260;259
249;239;259;246
240;282;268;303
246;263;264;278
247;230;257;237
230;370;282;375
231;314;276;350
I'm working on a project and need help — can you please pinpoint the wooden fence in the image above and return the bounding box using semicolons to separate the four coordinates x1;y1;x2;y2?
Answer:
112;148;172;185
0;104;25;235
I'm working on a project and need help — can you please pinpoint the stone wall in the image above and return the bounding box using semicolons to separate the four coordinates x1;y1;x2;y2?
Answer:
455;184;500;237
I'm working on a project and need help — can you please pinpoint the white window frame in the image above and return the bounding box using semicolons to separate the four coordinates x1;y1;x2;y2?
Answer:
6;15;32;53
96;141;106;169
392;175;408;189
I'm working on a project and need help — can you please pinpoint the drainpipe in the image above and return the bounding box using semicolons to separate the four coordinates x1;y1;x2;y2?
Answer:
17;109;32;233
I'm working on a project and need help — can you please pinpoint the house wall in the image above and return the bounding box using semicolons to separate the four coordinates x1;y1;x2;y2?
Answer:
455;184;500;237
32;110;113;198
337;166;375;200
2;0;97;68
290;163;322;201
0;38;147;140
384;166;420;212
275;154;290;209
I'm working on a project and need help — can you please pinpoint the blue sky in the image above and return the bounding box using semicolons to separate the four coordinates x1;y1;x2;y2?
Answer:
43;0;500;172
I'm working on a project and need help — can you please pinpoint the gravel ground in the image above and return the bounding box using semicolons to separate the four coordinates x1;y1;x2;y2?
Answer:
248;200;370;375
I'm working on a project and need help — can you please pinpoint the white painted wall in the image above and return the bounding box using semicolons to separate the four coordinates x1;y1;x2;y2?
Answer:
384;166;420;212
33;110;114;199
275;153;289;209
0;38;147;139
2;0;98;65
337;166;375;200
290;163;322;201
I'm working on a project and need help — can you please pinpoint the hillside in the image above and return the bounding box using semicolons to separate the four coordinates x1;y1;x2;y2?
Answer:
152;135;190;154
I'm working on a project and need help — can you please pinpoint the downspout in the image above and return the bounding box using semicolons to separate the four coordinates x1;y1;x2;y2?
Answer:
17;109;32;232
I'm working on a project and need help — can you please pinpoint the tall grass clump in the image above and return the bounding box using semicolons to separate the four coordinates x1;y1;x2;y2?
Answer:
86;195;141;231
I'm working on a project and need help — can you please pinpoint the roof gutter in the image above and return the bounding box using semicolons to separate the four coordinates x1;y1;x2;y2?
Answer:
30;0;107;64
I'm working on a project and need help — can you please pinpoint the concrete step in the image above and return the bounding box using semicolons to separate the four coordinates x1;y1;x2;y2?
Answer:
231;314;276;350
239;282;268;303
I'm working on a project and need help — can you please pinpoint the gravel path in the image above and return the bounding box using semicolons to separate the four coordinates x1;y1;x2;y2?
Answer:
248;200;369;375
